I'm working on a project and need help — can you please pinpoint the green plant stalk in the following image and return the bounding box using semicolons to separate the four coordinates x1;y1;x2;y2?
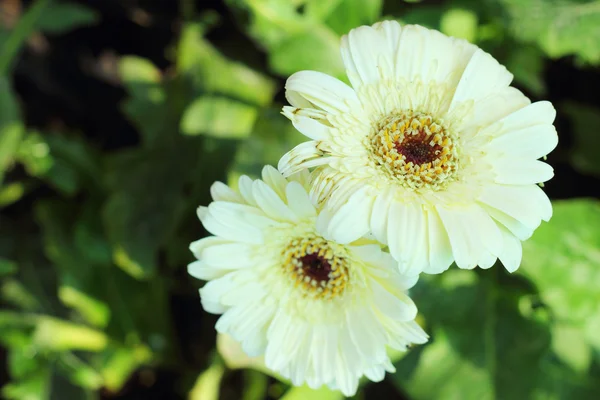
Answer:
0;0;52;76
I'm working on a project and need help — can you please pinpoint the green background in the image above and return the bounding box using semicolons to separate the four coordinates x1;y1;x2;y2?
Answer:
1;0;600;399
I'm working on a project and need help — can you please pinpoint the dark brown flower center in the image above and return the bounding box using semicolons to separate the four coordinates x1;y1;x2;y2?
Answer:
394;131;442;165
299;253;332;283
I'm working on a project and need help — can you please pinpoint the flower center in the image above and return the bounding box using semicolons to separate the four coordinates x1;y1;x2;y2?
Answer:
369;111;459;190
282;235;349;299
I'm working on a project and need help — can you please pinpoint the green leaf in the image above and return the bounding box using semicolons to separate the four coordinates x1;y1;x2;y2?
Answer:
0;257;17;276
317;0;383;35
188;357;225;400
0;123;24;184
269;24;345;79
281;385;344;400
505;45;546;96
227;106;306;183
119;57;169;147
99;344;152;391
35;2;99;34
33;317;108;352
563;102;600;177
521;199;600;363
394;269;600;399
497;0;600;64
178;23;276;107
1;279;41;311
440;9;478;42
181;96;258;139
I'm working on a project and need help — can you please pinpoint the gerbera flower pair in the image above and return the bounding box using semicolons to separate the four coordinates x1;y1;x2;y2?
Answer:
188;21;557;396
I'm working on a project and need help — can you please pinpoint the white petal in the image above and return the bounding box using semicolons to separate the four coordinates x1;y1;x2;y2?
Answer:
282;107;332;140
478;184;552;230
463;86;530;132
252;180;297;222
210;181;243;203
480;204;533;241
261;165;288;200
189;236;230;259
285;181;316;219
498;227;523;273
278;141;329;177
285;70;361;114
450;49;513;108
387;202;428;275
437;205;503;269
370;190;393;243
327;187;373;244
188;260;223;280
238;175;258;206
370;277;417;321
491;100;556;133
341;24;393;88
201;242;254;269
200;276;236;314
423;209;454;274
201;207;263;244
491;159;554;185
487;124;559;160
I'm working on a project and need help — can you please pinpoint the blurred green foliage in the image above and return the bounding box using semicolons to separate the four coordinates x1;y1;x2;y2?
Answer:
1;0;600;399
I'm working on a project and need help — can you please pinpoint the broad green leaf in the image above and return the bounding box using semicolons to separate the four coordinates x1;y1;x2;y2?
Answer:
318;0;383;35
497;0;600;64
178;23;276;107
394;269;600;399
521;199;600;363
225;0;309;49
269;25;345;79
58;286;110;329
228;106;306;184
55;352;103;390
562;102;600;177
35;2;98;34
181;96;258;139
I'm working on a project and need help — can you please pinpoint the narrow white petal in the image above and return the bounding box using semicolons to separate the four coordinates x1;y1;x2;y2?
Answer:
423;209;454;274
285;70;361;114
478;184;551;230
491;159;554;185
451;49;513;108
327;187;374;244
370;190;393;245
487;124;559;160
238;175;258;206
187;260;223;280
201;208;263;244
261;165;288;200
498;227;523;272
210;181;243;203
278;141;328;177
252;180;297;222
201;242;254;269
370;277;418;321
285;181;316;219
284;110;332;140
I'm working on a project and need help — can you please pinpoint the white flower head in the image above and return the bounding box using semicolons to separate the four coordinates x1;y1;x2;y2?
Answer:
279;21;558;275
188;166;427;396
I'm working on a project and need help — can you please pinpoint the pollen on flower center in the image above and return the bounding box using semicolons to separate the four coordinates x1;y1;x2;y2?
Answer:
369;111;459;190
282;235;349;299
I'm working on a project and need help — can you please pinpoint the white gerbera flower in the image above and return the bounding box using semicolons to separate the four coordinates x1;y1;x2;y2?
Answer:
278;21;558;275
188;166;428;396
